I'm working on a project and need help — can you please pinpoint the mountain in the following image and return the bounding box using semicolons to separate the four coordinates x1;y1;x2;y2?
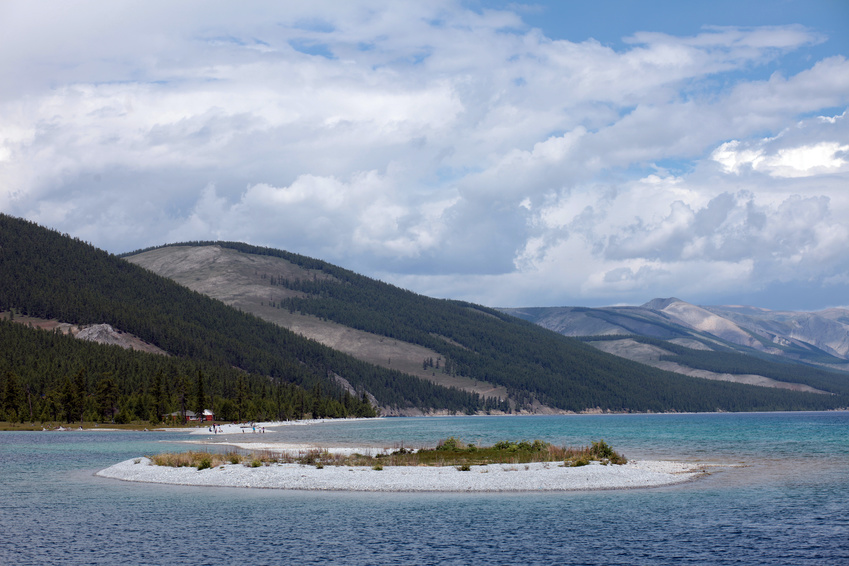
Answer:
120;240;849;412
0;215;461;421
502;298;849;393
2;213;847;421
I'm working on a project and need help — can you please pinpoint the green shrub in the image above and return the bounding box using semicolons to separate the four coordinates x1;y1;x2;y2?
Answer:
591;440;614;459
196;456;212;470
589;440;627;464
436;436;462;451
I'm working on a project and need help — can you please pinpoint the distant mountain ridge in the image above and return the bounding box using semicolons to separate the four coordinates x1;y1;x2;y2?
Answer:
703;303;849;360
501;298;849;392
505;298;849;364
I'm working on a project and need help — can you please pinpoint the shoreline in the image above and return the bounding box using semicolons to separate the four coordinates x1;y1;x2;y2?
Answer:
7;410;847;433
96;456;709;492
185;418;374;436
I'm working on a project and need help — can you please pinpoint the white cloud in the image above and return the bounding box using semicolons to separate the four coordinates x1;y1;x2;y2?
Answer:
714;140;849;177
712;109;849;178
1;1;848;309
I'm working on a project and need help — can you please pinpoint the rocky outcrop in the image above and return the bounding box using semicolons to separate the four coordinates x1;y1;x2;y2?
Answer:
76;323;167;355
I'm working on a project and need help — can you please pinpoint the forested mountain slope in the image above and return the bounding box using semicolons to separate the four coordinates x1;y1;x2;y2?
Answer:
0;316;369;424
122;239;849;412
0;214;478;420
125;244;509;401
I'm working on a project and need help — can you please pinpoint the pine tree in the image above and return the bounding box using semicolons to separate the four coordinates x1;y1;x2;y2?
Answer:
95;374;119;423
150;370;164;423
236;375;247;422
73;368;87;425
177;374;188;421
3;371;22;422
194;370;206;417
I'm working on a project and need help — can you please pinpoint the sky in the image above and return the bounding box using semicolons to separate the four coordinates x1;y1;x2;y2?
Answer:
1;1;848;311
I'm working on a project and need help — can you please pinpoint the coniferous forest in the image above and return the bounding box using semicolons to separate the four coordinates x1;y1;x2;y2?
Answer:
2;213;848;425
0;214;478;424
127;238;849;413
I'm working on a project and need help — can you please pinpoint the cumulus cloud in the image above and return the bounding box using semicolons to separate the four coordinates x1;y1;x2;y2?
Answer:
479;109;849;306
1;1;848;309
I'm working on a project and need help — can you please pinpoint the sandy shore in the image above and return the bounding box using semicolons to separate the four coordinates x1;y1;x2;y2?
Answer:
96;456;707;492
185;418;376;436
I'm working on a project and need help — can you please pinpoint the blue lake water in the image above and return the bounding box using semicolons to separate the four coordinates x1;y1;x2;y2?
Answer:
1;412;848;565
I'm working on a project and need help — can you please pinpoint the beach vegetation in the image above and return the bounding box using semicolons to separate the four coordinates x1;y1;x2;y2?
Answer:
150;451;227;468
436;436;463;451
147;438;627;470
562;439;626;466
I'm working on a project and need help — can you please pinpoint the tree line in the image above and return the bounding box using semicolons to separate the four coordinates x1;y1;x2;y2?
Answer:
0;318;375;424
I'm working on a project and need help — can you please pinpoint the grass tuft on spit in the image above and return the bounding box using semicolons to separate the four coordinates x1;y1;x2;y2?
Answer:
148;439;626;470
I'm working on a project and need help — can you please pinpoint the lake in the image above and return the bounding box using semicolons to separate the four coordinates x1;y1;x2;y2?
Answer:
1;412;848;565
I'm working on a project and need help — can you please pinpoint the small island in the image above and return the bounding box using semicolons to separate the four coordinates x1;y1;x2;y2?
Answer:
97;438;708;492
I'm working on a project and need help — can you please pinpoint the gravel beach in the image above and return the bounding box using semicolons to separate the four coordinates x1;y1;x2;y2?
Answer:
97;456;706;492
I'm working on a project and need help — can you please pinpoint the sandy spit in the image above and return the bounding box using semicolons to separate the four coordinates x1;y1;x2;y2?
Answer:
96;458;707;492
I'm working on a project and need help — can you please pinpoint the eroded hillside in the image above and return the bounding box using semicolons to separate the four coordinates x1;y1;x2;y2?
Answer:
126;245;509;402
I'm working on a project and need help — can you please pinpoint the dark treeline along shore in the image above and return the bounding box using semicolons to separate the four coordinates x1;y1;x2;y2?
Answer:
0;317;375;425
1;213;848;427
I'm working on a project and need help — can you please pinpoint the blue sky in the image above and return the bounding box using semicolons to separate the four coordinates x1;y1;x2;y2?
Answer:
513;1;848;47
1;0;848;310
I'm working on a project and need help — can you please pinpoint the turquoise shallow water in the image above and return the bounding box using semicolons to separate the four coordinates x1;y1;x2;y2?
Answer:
2;412;848;565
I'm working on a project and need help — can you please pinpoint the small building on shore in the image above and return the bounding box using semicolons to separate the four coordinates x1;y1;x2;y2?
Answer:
163;410;214;422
